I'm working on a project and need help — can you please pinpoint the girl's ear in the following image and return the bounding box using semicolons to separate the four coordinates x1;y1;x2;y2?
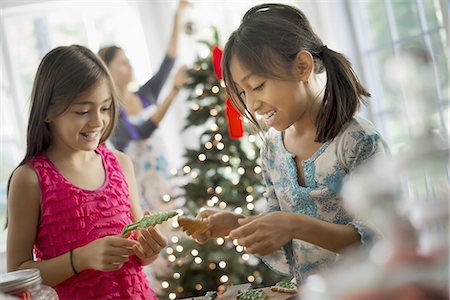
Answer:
294;50;314;82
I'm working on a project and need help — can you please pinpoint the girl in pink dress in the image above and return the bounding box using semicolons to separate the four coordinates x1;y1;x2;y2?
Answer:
7;45;165;299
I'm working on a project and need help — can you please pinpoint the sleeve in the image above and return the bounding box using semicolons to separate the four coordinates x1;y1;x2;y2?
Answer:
136;55;175;105
343;130;390;172
109;111;158;152
340;126;390;244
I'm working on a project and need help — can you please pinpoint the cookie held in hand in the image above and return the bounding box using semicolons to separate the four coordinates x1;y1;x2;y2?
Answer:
121;211;178;235
177;216;209;235
270;281;297;294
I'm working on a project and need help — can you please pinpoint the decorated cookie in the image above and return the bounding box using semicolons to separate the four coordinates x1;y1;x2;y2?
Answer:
178;216;209;235
270;281;297;294
121;211;178;235
237;289;266;300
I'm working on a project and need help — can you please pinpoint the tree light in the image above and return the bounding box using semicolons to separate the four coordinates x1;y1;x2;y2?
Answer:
254;166;262;174
169;293;176;299
219;261;227;268
195;88;204;96
183;166;191;173
246;195;254;202
211;123;219;131
194;257;202;264
171;236;179;243
216;237;225;245
163;194;171;202
220;275;229;283
210;108;218;116
162;281;169;288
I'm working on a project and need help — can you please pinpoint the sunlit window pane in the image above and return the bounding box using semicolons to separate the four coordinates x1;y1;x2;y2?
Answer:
392;0;422;38
361;0;392;45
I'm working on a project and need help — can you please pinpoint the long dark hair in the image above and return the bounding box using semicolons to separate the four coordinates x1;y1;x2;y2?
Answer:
222;3;370;142
6;45;119;224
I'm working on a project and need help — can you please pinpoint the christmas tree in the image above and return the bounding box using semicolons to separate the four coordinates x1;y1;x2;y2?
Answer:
155;30;285;299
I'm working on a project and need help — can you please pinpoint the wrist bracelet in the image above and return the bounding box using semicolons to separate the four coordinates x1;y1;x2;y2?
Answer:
69;249;80;275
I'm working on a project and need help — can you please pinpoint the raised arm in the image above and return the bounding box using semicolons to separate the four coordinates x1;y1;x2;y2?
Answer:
138;0;189;103
167;0;189;59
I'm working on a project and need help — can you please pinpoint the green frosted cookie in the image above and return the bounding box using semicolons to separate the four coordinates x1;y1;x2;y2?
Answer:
121;211;178;235
271;280;297;294
237;289;266;300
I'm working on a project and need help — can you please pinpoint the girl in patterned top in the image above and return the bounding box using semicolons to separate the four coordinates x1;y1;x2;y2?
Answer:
193;3;389;285
7;45;166;299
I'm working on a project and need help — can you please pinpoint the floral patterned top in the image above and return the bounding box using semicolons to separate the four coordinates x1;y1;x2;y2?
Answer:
260;116;389;285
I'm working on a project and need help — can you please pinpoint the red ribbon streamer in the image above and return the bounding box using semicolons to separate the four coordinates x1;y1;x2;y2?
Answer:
226;98;244;139
212;45;244;139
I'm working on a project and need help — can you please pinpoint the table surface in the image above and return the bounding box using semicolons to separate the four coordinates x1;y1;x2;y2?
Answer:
180;283;299;300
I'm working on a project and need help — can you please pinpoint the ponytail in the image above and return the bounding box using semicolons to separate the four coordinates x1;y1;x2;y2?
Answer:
315;46;370;143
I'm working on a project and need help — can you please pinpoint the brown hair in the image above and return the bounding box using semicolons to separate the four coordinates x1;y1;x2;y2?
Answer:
222;3;370;142
98;45;122;66
7;44;119;201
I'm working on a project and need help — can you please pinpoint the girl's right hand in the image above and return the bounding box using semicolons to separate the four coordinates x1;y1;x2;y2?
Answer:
75;234;139;272
192;210;243;244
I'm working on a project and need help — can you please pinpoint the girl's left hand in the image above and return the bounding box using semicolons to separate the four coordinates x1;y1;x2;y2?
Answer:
229;212;294;256
132;226;168;260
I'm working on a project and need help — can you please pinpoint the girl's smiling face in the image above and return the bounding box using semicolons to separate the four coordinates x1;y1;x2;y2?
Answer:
47;78;113;152
229;55;312;132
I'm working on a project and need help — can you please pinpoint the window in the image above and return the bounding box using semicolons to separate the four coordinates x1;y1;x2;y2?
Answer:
348;0;448;153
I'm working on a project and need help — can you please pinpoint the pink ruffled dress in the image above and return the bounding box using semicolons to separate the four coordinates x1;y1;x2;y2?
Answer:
29;144;158;299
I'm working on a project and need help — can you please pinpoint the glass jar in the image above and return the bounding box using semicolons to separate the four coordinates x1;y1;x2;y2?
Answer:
0;269;59;299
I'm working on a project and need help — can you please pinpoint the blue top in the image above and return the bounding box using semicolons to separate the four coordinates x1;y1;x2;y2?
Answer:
259;116;389;284
111;55;175;151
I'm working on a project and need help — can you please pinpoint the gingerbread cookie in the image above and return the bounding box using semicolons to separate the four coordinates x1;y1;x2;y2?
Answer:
270;281;297;294
237;289;266;300
121;211;178;235
178;216;209;235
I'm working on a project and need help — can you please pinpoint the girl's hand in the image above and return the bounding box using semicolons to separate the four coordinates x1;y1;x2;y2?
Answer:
229;212;294;256
132;226;168;261
192;210;243;244
76;234;139;272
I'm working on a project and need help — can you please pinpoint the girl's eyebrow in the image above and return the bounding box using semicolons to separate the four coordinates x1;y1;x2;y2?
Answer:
73;98;112;105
